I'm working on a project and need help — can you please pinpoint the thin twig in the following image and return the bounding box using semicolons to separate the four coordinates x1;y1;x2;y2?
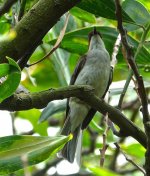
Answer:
27;12;70;67
114;143;146;175
117;28;150;109
100;114;109;167
116;11;150;109
117;72;132;109
115;0;150;124
109;107;140;170
117;168;138;175
115;0;150;174
121;98;139;110
111;34;121;68
21;154;31;176
10;112;16;134
111;34;127;109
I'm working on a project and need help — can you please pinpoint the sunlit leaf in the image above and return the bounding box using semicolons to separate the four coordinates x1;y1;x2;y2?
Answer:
24;50;60;92
17;109;48;136
0;30;16;42
87;165;121;176
121;143;146;158
137;0;150;12
0;134;72;174
0;57;21;103
70;7;96;24
0;63;9;77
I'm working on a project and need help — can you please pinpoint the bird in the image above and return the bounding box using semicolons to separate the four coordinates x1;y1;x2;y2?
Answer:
59;27;112;163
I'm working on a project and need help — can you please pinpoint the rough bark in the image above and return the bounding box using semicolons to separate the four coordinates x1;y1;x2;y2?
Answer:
0;85;147;148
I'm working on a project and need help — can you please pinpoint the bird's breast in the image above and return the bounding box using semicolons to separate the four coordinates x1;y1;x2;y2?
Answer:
75;49;110;97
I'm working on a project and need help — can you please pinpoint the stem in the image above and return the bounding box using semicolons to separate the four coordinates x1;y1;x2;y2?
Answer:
115;1;150;174
118;23;150;108
18;0;27;21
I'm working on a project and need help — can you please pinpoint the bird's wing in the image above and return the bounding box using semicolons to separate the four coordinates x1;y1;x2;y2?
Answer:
81;109;96;129
66;55;87;117
69;55;87;85
102;66;113;98
81;66;113;130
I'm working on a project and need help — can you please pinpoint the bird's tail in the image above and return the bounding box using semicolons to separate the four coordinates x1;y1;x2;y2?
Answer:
58;118;82;163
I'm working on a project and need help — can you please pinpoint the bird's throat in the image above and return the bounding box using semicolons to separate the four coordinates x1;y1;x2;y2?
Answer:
88;35;105;51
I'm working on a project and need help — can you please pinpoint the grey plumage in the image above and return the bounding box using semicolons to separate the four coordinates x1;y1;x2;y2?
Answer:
59;28;111;163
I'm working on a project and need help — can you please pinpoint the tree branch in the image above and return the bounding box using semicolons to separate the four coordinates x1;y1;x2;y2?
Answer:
114;0;150;174
0;85;147;148
114;143;146;175
0;0;81;69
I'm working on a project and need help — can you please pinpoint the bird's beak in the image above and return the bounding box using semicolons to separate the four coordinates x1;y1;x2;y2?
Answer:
88;27;102;42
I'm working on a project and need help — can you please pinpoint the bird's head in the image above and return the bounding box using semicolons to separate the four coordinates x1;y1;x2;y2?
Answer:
88;27;105;50
88;27;102;40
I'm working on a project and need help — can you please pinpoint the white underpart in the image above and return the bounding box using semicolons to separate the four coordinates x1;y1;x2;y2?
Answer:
69;35;111;132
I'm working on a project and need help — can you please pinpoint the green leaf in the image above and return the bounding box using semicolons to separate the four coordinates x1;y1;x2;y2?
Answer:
49;26;150;66
0;63;9;78
90;120;103;133
24;55;60;92
51;48;70;86
49;26;150;81
0;57;21;103
0;134;72;174
121;143;146;158
70;7;96;24
122;0;150;26
87;166;121;176
77;0;133;23
137;0;150;12
17;109;48;136
7;57;20;70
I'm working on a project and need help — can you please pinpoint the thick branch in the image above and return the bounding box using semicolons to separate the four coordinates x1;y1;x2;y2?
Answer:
0;85;147;148
0;0;81;68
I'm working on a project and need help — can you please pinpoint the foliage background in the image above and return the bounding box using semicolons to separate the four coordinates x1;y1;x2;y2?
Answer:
0;0;149;175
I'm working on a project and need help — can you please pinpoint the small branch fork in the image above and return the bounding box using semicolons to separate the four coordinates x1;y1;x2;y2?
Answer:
111;34;121;68
114;0;150;175
115;1;149;122
114;143;146;175
115;7;150;110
